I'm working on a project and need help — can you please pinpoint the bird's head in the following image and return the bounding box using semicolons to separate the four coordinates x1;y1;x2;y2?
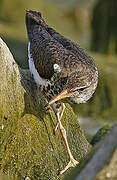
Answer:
48;69;98;105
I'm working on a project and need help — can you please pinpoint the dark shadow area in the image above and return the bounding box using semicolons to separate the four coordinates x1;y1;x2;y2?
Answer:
2;36;28;69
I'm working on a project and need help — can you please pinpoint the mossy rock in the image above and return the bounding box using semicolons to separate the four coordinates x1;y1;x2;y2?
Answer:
91;124;113;145
0;38;91;179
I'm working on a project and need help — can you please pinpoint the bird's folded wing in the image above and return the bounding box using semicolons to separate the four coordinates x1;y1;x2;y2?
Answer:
31;13;95;67
30;25;85;80
26;10;95;83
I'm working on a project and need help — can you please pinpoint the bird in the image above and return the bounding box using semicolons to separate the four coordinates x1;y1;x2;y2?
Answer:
25;10;98;175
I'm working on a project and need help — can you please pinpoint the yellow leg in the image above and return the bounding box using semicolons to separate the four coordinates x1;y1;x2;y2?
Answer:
56;103;79;175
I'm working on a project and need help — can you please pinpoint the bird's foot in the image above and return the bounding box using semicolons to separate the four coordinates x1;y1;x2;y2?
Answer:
59;158;79;175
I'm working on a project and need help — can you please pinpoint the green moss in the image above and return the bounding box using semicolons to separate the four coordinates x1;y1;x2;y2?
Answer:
91;124;113;145
0;38;91;179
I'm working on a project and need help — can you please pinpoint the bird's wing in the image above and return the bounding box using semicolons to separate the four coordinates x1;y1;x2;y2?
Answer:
47;27;91;60
26;11;85;80
30;25;85;80
26;10;96;73
28;12;95;68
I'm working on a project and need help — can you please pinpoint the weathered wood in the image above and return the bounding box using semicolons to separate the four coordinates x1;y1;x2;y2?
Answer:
0;38;91;180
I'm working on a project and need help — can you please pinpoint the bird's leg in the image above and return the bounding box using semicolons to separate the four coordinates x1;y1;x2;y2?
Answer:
56;103;79;175
53;102;65;134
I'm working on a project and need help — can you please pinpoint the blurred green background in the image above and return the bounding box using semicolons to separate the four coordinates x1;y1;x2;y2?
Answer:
0;0;117;135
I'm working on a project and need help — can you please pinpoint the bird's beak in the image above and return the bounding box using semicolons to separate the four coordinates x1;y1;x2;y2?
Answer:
48;89;72;105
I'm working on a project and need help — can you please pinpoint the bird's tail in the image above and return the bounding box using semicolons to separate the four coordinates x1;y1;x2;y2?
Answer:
25;10;50;42
25;10;48;33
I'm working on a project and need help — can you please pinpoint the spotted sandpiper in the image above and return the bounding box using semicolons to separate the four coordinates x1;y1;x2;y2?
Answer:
25;10;98;175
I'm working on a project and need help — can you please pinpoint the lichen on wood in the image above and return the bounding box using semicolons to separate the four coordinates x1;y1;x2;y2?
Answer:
0;38;91;180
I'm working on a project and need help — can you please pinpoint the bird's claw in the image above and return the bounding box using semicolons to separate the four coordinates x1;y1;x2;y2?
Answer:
59;158;79;175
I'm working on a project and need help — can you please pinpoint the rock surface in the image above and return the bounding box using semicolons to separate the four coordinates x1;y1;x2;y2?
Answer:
0;38;91;180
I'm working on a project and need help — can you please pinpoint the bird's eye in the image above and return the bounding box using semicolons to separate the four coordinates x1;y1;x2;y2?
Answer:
72;87;86;92
79;87;86;91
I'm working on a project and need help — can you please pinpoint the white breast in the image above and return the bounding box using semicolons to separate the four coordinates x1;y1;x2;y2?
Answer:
28;42;47;86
